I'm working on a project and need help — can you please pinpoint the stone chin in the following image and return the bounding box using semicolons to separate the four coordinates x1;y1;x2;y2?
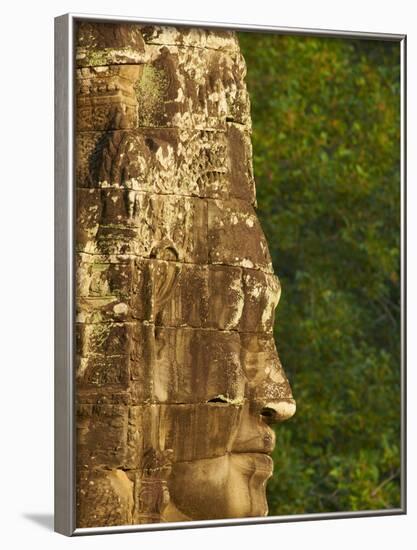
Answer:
163;452;274;522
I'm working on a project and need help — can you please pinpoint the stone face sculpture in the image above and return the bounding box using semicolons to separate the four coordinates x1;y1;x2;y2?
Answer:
75;21;296;528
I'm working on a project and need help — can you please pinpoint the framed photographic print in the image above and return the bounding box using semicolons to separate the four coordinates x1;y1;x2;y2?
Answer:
54;13;406;536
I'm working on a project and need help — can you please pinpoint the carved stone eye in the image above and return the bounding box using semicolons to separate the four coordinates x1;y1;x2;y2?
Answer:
207;395;229;404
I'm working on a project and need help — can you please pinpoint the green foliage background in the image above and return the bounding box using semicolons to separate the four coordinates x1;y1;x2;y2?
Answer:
238;32;401;514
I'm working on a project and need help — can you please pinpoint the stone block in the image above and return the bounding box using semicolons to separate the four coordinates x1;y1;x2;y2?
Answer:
76;353;130;389
76;256;135;299
76;321;131;357
76;21;146;67
179;129;230;199
76;127;254;202
141;25;239;52
76;188;102;254
206;265;243;330
226;123;256;204
152;262;208;328
85;191;208;263
76;130;155;190
208;198;273;271
76;256;152;323
239;269;281;333
76;65;142;131
76;467;134;528
133;45;250;129
77;403;129;468
76;321;153;400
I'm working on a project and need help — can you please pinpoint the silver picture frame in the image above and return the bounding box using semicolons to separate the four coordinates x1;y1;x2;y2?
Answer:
54;12;407;536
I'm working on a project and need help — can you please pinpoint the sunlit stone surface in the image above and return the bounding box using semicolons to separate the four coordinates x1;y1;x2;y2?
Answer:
75;21;296;528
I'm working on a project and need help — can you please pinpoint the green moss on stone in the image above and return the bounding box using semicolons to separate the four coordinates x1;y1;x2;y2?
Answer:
134;65;168;125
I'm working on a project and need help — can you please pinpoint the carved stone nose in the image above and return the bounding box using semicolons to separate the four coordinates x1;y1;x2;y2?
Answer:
261;399;296;422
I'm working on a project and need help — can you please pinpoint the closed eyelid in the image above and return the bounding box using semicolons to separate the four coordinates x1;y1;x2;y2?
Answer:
206;395;245;405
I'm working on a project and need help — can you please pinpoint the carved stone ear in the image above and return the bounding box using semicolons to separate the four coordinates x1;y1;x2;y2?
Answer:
150;241;180;313
150;240;179;261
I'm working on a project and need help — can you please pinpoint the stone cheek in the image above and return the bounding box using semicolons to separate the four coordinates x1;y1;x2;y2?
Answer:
78;403;242;467
76;322;244;404
152;327;245;403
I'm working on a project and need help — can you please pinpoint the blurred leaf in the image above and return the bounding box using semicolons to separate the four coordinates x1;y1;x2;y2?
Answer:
238;32;401;515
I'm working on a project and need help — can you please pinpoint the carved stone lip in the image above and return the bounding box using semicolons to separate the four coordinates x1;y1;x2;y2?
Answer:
230;452;274;474
232;428;276;455
232;447;274;456
231;440;275;455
